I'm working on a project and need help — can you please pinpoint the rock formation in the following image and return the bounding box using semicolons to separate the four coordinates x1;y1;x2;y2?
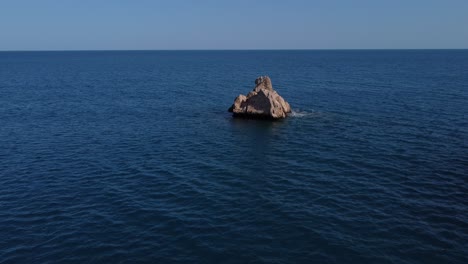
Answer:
228;76;291;119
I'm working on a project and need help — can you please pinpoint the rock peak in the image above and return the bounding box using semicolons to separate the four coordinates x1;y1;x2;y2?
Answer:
254;76;273;91
228;76;291;119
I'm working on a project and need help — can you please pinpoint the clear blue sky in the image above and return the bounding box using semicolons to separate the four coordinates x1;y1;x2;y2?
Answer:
1;0;467;50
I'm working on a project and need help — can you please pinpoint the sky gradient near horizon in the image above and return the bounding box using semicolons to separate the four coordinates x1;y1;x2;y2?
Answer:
1;0;467;51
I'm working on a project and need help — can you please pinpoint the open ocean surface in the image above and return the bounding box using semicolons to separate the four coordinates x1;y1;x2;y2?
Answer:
0;50;467;263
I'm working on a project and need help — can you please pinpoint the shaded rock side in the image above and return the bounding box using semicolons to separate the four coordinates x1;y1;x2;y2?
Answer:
228;76;291;119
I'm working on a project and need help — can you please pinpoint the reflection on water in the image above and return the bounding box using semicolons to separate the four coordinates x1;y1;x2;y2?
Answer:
228;118;287;175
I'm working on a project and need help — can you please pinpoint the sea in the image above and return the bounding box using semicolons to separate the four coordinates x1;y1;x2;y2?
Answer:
0;50;467;263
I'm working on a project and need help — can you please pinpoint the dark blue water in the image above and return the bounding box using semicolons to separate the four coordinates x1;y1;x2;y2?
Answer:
0;50;467;263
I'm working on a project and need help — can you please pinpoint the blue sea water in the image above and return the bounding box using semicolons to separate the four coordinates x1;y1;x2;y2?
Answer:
0;50;467;263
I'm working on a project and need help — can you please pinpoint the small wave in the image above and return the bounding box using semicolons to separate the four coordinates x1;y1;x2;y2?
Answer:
289;109;315;118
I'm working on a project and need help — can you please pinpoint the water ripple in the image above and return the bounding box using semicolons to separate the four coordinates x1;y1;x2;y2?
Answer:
1;50;467;263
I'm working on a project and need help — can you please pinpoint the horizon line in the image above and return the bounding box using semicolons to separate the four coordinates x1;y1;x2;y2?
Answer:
1;48;467;52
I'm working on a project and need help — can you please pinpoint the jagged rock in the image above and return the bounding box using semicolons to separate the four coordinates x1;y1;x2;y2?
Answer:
254;76;273;91
228;76;291;119
228;94;246;113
